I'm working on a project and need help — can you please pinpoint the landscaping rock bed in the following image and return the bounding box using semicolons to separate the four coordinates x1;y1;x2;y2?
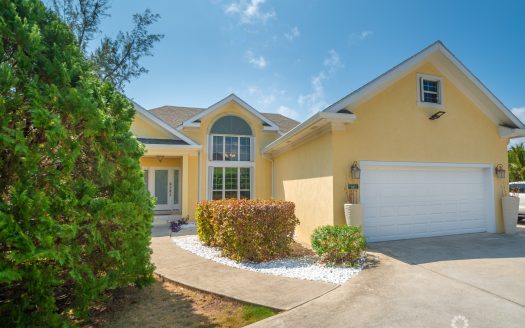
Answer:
172;236;362;285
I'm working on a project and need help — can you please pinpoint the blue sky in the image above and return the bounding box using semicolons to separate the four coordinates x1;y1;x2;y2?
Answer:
94;0;525;127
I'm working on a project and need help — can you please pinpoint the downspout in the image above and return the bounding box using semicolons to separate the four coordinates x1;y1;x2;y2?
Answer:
271;158;274;198
197;150;202;201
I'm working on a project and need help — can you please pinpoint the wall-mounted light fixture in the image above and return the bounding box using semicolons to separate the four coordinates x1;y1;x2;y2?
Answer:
429;111;446;120
495;164;506;179
351;161;361;179
156;155;165;163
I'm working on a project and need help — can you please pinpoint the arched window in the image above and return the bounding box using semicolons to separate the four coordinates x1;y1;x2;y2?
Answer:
208;116;254;200
210;115;253;135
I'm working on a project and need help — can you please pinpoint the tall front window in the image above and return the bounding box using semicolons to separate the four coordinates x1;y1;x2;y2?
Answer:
209;115;254;200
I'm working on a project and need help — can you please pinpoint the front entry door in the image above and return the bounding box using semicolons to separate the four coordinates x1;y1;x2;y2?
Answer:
154;169;170;210
145;168;181;211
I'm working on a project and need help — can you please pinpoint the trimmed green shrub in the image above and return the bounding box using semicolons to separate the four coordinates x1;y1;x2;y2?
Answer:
0;1;154;326
196;200;299;262
311;225;367;266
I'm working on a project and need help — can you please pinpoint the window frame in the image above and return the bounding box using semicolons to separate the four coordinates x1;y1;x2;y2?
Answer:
211;166;251;200
416;73;444;108
208;133;255;200
210;134;253;163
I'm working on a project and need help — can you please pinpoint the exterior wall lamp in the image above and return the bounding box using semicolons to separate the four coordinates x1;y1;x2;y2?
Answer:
495;164;506;179
429;111;446;120
351;161;361;179
156;155;165;163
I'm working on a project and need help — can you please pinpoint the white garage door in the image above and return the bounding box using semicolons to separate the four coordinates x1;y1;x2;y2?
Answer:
361;162;492;242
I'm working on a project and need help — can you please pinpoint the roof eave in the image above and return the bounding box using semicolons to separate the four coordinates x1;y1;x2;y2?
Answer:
263;112;356;156
499;126;525;138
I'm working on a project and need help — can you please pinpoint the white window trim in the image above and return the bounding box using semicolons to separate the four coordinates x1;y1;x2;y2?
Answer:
210;167;252;200
417;73;444;109
210;134;253;163
142;166;182;211
207;134;256;200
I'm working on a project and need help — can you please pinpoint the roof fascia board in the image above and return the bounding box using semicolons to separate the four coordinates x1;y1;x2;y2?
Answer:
132;101;199;146
323;42;439;113
263;112;356;154
181;94;280;131
435;43;525;129
430;59;502;125
322;41;524;129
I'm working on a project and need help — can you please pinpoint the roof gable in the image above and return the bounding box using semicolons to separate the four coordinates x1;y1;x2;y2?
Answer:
132;102;198;146
149;105;299;134
324;41;524;129
180;94;281;133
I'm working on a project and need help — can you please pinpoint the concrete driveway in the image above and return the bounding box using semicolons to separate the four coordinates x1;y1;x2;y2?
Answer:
251;228;525;328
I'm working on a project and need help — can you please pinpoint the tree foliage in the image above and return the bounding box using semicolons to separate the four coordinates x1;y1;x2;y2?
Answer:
509;143;525;182
0;0;155;325
51;0;163;90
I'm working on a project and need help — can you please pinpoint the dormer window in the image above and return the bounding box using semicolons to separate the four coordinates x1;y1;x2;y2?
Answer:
417;74;442;106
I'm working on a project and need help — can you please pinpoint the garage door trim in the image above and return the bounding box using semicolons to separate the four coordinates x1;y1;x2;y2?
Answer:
360;161;496;239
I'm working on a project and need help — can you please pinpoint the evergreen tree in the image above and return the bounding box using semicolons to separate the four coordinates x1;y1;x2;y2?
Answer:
51;0;164;90
0;0;155;325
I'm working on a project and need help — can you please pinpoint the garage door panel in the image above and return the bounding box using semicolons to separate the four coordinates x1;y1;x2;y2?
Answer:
361;164;490;242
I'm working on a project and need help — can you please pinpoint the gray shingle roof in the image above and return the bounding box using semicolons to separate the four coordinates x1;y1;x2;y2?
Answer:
148;106;300;134
149;106;202;129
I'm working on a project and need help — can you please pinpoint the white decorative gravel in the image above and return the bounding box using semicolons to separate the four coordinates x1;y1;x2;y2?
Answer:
172;235;361;285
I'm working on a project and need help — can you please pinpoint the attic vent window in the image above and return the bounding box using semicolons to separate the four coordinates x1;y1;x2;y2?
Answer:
417;74;443;107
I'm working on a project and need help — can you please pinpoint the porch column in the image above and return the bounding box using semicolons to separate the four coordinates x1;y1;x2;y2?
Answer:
181;154;189;217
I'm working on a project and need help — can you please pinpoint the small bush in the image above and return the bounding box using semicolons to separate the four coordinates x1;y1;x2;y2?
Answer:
311;225;367;266
195;199;299;262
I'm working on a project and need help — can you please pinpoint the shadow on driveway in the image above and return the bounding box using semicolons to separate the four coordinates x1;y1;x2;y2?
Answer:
369;226;525;265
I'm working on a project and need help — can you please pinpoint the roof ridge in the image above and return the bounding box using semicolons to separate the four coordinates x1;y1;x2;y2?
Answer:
151;105;204;110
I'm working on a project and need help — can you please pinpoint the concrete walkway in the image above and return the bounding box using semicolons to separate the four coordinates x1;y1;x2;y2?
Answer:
150;236;338;310
250;230;525;328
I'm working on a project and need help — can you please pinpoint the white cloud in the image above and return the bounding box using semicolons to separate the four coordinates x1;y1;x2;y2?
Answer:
245;86;297;120
225;0;275;24
246;85;279;106
245;50;268;69
323;49;343;74
298;49;344;115
349;30;373;44
512;107;525;121
284;26;300;41
277;105;299;120
298;72;327;115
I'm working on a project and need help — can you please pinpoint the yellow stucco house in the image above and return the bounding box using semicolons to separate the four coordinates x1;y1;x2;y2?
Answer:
131;41;525;244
